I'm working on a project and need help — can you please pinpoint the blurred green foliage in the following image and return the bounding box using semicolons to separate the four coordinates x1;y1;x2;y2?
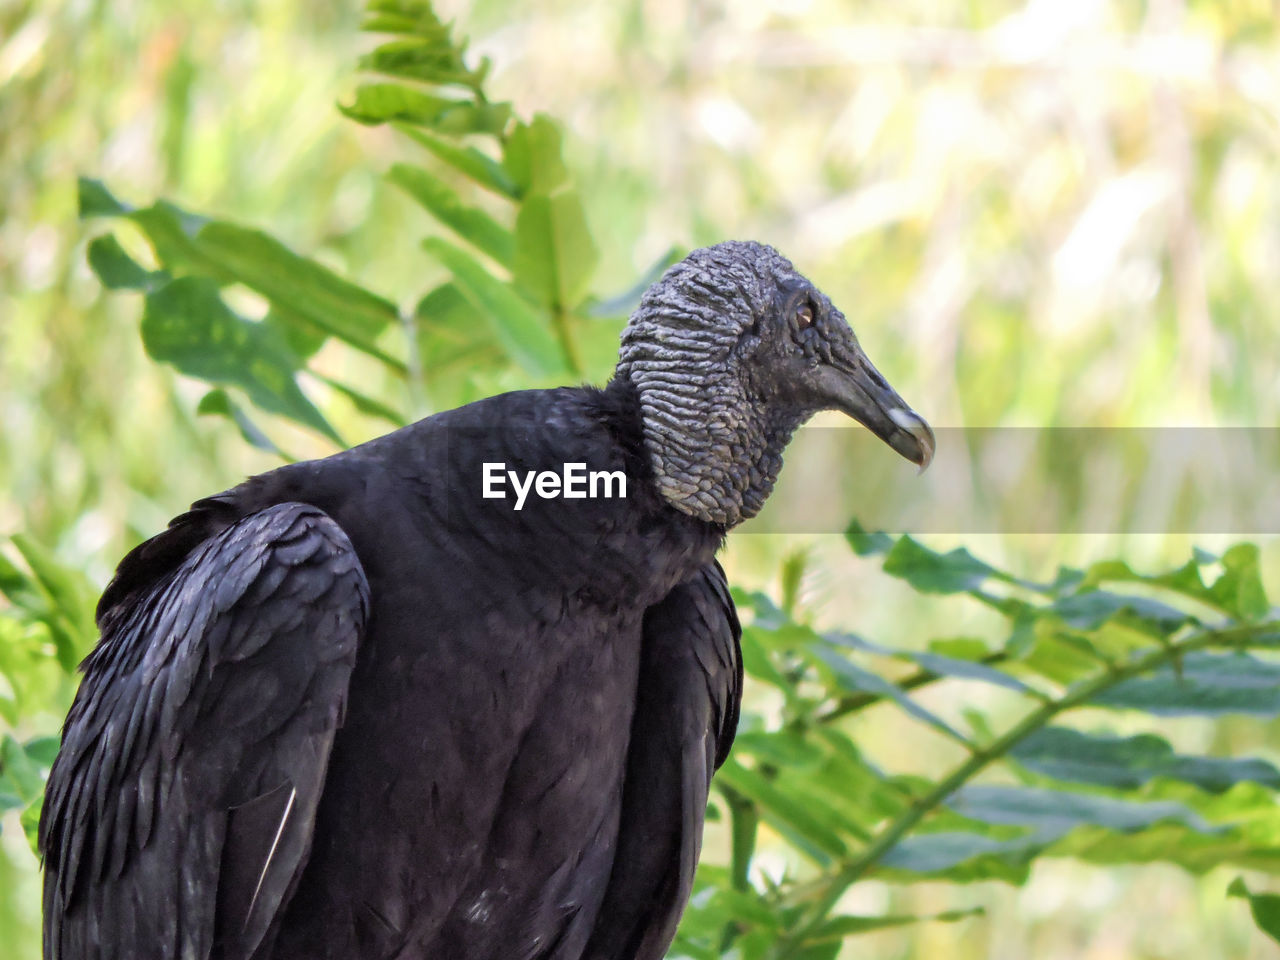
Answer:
4;0;1280;958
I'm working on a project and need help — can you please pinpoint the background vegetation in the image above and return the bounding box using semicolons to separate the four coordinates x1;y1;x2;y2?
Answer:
3;1;1280;957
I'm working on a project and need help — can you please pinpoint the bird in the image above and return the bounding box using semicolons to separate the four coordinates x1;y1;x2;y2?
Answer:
39;241;934;960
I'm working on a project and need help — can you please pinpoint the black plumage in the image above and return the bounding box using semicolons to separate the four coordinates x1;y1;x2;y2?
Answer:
40;242;932;960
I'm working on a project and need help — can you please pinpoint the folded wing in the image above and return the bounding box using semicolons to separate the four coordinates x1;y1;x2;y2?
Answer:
40;502;368;960
584;560;742;960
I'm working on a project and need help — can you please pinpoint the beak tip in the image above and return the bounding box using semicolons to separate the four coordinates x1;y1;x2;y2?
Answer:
915;429;935;474
888;407;935;473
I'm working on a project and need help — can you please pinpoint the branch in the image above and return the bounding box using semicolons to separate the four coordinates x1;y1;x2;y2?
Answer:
771;619;1280;959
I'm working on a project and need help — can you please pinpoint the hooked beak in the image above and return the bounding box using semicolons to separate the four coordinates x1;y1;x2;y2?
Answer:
814;352;935;471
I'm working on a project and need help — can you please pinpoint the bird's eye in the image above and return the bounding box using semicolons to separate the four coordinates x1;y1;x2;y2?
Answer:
796;301;815;329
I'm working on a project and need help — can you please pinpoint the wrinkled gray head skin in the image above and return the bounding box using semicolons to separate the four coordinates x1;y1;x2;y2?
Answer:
616;241;934;526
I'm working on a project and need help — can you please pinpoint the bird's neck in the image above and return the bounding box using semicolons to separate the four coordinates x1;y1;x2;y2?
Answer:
608;368;799;527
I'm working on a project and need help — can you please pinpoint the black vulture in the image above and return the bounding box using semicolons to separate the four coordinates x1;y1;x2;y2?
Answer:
40;241;933;960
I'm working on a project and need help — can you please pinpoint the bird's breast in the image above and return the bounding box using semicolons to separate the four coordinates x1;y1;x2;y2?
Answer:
280;565;653;957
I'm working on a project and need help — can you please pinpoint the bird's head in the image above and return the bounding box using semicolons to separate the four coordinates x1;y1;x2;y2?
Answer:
616;241;934;526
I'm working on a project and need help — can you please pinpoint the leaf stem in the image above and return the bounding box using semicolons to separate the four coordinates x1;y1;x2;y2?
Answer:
816;650;1012;724
717;784;759;953
550;303;582;378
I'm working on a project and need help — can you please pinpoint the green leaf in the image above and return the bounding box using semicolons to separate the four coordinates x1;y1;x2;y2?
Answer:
878;831;1045;879
1082;546;1275;626
362;12;447;37
1093;651;1280;716
20;792;42;854
807;641;970;744
341;81;510;135
793;942;840;960
502;115;568;195
143;278;340;443
882;537;1006;594
339;83;474;126
92;198;403;370
738;628;797;694
0;734;43;814
1018;622;1116;685
1212;544;1270;621
1228;877;1280;944
124;200;211;270
1084;557;1221;611
808;907;983;942
844;519;895;557
415;281;474;331
355;3;491;91
388;163;514;266
9;535;95;672
5;735;57;855
191;222;400;361
911;650;1031;694
827;631;1031;696
587;246;680;317
196;390;290;457
357;37;485;90
732;731;826;769
680;866;780;931
0;552;39;612
312;375;408;427
421;236;564;377
949;785;1221;835
413;282;504;382
780;549;809;619
432;100;511;137
263;308;327;361
363;0;448;25
513;190;599;308
929;637;995;661
87;234;158;290
1056;819;1269;874
78;176;128;217
1047;565;1087;595
715;760;849;864
396;126;519;198
1011;727;1280;793
1050;590;1195;634
736;588;788;630
414;284;483;358
22;736;61;769
813;727;909;821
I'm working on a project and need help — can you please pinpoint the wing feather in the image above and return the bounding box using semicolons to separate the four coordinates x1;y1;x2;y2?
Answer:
583;560;742;960
40;502;368;960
